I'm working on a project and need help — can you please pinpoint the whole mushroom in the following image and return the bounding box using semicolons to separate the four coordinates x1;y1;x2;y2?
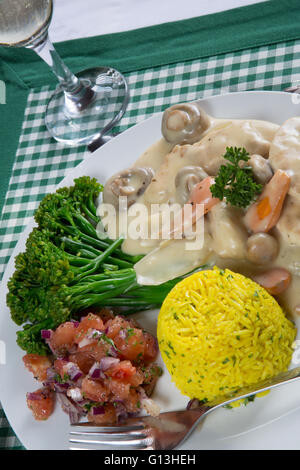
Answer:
103;167;154;208
246;232;279;265
175;166;208;205
161;102;210;145
248;154;273;185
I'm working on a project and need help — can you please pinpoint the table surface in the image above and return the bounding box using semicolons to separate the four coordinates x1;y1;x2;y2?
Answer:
50;0;264;41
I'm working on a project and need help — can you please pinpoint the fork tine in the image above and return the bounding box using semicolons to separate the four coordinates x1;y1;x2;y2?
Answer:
70;429;148;438
70;423;144;433
69;436;152;448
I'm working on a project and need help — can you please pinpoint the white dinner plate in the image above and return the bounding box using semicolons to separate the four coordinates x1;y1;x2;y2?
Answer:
1;91;300;450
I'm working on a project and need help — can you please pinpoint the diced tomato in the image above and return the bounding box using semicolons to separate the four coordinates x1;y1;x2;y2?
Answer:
23;354;52;382
129;368;144;387
142;365;163;396
105;316;137;340
96;308;114;323
53;358;69;378
74;313;105;345
69;351;95;375
88;403;116;425
109;360;136;380
78;340;110;362
81;376;111;402
106;379;131;400
123;389;142;414
26;388;55;421
114;328;145;361
50;322;77;354
143;332;158;364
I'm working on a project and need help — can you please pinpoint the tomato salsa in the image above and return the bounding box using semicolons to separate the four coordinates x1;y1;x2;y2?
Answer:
23;310;162;424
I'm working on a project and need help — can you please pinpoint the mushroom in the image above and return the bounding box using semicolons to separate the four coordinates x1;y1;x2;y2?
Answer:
103;167;154;208
248;154;273;185
246;232;279;265
161;102;210;145
174;166;208;205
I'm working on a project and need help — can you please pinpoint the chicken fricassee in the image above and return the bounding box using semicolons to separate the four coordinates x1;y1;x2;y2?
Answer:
101;101;300;318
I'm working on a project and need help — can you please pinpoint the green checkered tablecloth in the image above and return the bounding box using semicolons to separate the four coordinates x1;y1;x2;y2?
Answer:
1;0;300;451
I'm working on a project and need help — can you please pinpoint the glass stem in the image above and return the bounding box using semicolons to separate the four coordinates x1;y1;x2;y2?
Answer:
32;35;94;112
33;35;80;93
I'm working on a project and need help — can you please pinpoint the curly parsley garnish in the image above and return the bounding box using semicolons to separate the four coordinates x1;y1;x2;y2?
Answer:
210;147;262;208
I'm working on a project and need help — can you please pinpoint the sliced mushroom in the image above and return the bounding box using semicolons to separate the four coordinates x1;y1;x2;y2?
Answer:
103;167;154;208
175;166;208;205
161;102;210;145
248;154;273;185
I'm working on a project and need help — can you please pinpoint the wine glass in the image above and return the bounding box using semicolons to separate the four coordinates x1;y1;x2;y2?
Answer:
0;0;129;146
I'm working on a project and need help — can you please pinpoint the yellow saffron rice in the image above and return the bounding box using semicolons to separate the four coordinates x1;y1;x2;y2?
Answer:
157;267;297;403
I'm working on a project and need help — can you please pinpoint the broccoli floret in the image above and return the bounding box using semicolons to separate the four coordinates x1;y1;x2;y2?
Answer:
7;229;74;325
34;176;102;238
17;320;54;356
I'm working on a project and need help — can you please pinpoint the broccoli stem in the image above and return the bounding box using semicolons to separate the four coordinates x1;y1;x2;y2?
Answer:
63;232;142;264
73;274;136;310
73;237;125;281
81;202;100;225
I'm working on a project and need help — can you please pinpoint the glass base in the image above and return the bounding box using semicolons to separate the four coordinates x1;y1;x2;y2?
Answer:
45;66;129;146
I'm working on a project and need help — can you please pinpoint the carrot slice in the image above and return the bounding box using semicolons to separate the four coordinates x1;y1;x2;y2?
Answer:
187;177;220;213
168;176;219;238
253;268;291;295
244;170;290;233
257;197;272;220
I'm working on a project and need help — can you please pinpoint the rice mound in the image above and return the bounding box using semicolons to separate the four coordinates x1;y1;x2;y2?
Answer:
157;266;297;403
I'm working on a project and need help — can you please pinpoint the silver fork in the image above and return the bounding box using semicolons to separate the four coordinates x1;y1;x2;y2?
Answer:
70;365;300;450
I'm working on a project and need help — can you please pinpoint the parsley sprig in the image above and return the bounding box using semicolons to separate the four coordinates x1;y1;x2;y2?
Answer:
210;147;262;208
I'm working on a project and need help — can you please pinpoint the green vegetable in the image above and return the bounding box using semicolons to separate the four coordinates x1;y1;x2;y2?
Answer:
7;176;187;355
210;146;262;208
243;394;256;406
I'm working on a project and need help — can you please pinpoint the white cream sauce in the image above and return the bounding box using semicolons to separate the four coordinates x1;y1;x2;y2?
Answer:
100;112;300;319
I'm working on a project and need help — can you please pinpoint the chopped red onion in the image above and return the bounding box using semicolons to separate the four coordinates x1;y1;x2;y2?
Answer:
91;368;102;380
42;333;56;355
26;392;42;401
108;346;118;358
119;329;127;340
113;400;128;422
88;363;105;380
99;357;119;371
64;362;83;382
46;367;57;383
86;329;104;340
27;388;51;401
54;382;69;393
92;405;105;416
78;336;95;349
141;398;160;417
57;392;83;424
41;329;52;339
67;387;83;402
